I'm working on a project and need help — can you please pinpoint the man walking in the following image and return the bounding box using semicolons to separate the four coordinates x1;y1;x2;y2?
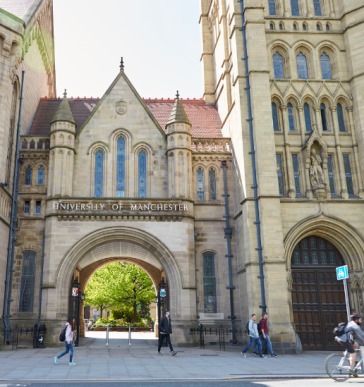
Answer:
241;314;265;358
253;312;278;358
158;310;177;356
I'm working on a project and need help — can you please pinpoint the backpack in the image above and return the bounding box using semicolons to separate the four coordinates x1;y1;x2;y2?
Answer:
59;326;67;342
333;322;347;338
246;321;250;336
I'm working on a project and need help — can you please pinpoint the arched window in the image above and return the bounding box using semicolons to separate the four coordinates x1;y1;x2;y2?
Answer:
30;140;35;149
316;23;321;31
197;168;204;200
320;103;328;131
288;103;295;131
320;53;332;79
304;103;312;132
37;166;44;185
293;24;297;31
279;23;283;30
291;0;299;16
297;52;308;79
270;23;274;31
276;154;284;195
326;23;330;31
25;167;32;185
268;0;276;15
116;137;126;197
273;51;284;78
209;168;216;200
22;140;28;149
37;140;43;149
94;150;103;198
303;23;307;31
19;252;36;312
138;151;147;198
337;103;346;132
272;102;279;131
203;253;217;313
313;0;322;16
45;139;50;149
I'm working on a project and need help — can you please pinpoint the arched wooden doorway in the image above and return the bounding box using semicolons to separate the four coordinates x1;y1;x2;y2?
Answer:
291;236;346;350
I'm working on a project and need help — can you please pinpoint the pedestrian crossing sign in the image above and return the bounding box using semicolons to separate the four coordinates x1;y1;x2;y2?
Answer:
336;265;349;280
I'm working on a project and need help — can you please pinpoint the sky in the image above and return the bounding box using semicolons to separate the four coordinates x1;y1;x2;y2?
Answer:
53;0;203;99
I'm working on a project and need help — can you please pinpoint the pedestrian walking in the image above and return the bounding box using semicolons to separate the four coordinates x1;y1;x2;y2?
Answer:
241;314;266;358
253;312;278;357
158;310;177;356
54;317;77;366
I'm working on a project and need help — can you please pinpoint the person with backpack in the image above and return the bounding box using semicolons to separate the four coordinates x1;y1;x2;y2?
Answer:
54;317;77;366
241;314;265;358
336;313;364;377
252;312;278;358
158;310;177;356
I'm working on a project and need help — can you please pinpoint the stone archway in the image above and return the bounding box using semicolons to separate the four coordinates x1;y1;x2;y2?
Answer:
55;226;184;324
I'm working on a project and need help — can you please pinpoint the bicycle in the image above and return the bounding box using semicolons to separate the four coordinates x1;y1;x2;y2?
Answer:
325;346;364;382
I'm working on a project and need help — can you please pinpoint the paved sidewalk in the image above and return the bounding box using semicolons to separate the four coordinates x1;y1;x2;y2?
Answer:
0;332;335;381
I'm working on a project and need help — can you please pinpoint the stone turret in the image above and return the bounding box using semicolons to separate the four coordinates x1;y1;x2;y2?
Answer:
47;90;76;197
166;92;192;198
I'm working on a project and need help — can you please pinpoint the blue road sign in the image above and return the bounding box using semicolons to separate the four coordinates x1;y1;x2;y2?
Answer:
336;265;349;280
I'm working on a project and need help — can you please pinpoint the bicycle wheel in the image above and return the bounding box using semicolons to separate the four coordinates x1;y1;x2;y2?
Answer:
325;353;351;382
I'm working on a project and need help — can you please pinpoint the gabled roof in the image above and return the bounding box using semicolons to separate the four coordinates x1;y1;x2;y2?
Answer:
0;0;42;24
28;97;223;138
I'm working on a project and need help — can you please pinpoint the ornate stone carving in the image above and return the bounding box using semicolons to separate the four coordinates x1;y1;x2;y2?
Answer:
310;149;325;186
115;99;128;115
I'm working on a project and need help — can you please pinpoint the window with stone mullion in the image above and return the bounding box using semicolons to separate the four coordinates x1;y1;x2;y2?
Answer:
304;103;312;132
116;137;126;197
292;154;301;195
268;0;277;15
19;252;36;313
138;151;147;198
343;154;354;196
197;168;204;200
94;150;103;198
313;0;322;16
203;253;217;313
273;52;284;79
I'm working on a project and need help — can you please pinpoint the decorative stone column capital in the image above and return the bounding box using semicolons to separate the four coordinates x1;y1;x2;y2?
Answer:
297;105;304;112
280;105;287;112
347;106;354;113
314;105;321;112
329;106;337;112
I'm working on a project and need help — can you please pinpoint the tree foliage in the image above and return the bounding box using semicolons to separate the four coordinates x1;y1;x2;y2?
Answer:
85;262;155;322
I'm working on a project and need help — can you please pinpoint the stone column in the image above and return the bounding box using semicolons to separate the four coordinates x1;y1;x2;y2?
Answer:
314;106;323;134
330;106;348;199
306;0;313;17
281;105;295;198
329;0;336;17
348;107;364;198
283;0;290;17
297;105;306;145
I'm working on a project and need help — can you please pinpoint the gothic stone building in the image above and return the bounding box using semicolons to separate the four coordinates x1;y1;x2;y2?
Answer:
1;0;364;352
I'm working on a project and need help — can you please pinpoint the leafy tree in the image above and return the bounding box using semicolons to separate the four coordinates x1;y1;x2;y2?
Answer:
85;262;155;322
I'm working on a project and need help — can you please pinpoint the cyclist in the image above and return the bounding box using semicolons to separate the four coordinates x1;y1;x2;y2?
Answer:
336;313;364;376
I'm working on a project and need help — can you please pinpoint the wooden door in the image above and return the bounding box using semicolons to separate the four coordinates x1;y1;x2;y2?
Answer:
291;236;346;350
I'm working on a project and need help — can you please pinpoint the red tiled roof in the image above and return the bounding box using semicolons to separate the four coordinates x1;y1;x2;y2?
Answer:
28;98;223;138
0;0;36;20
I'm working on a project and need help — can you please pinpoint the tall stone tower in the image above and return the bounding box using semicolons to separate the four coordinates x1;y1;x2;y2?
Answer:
48;91;76;197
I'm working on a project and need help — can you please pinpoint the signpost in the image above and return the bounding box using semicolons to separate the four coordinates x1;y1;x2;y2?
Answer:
336;265;350;321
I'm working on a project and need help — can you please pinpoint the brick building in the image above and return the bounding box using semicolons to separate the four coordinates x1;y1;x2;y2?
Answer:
0;0;363;352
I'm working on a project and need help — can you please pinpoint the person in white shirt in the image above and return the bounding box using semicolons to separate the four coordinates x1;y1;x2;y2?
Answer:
54;317;77;366
241;314;265;358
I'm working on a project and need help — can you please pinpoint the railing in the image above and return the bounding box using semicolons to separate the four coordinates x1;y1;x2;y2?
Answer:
20;136;50;151
189;325;243;351
2;324;47;350
191;138;231;153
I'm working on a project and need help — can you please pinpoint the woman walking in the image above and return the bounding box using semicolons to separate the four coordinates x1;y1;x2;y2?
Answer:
54;317;76;366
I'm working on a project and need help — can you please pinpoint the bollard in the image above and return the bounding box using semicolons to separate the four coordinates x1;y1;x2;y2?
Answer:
106;326;109;347
128;326;131;347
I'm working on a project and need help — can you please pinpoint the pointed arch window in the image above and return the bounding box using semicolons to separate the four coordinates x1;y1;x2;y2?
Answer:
327;155;336;195
276;154;284;195
94;150;103;198
116;137;126;197
291;0;299;16
203;253;217;313
272;102;279;132
313;0;322;16
288;103;295;131
268;0;276;15
209;168;216;200
19;252;36;312
270;23;274;30
25;167;32;185
297;52;308;79
293;24;297;30
197;168;204;200
138;151;147;198
273;52;284;79
304;103;312;132
343;154;354;196
22;140;28;149
37;166;44;185
320;103;328;131
320;53;332;79
303;23;307;31
292;155;301;195
337;103;346;132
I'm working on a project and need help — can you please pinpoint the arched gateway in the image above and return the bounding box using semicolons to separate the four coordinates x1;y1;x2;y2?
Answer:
53;226;185;342
291;236;346;350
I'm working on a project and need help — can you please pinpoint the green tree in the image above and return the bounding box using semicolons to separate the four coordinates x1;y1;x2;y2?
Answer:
85;262;155;322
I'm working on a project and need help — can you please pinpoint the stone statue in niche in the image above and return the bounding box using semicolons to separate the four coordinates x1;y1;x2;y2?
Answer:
310;149;325;186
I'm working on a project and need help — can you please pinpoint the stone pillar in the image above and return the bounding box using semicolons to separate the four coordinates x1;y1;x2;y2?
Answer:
347;107;364;198
314;106;323;134
306;0;313;16
329;0;336;17
297;105;306;145
330;106;349;199
281;105;295;198
283;0;291;17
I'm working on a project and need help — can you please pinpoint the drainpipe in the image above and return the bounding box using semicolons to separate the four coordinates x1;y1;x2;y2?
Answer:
221;160;237;344
36;230;46;326
194;228;199;321
238;0;267;312
2;71;25;339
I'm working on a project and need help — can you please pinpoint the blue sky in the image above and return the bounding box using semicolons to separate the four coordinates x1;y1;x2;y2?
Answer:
53;0;203;99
